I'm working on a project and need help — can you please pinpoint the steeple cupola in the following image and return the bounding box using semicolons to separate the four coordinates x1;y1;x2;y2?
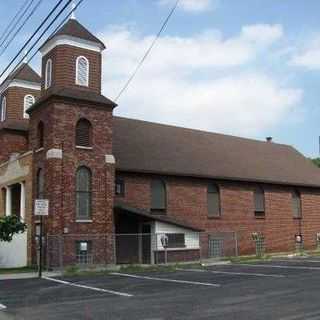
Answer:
39;19;106;94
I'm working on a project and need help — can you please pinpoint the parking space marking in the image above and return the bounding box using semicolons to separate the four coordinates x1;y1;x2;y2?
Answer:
43;277;133;297
238;264;320;271
177;268;286;278
111;273;221;287
0;303;6;310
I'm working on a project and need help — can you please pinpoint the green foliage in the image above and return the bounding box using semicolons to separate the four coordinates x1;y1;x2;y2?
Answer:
0;215;27;242
311;158;320;168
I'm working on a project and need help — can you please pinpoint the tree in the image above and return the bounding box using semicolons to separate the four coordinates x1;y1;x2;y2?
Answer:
311;158;320;168
0;216;27;242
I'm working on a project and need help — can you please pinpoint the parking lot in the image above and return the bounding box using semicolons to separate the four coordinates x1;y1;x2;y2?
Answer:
2;257;320;320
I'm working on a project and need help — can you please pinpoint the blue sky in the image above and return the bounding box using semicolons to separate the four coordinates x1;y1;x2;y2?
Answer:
1;0;320;157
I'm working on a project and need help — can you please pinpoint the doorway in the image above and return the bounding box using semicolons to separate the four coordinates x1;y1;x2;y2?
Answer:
142;224;151;264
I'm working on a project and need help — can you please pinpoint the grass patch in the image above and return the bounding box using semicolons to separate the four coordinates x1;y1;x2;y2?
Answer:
0;266;37;274
229;254;272;264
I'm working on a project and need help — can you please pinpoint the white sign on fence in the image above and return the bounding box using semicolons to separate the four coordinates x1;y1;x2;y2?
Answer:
34;199;49;216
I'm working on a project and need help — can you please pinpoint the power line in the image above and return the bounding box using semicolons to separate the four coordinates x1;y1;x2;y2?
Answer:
0;0;44;57
0;0;31;44
2;0;84;83
0;0;69;80
114;0;180;102
0;0;36;50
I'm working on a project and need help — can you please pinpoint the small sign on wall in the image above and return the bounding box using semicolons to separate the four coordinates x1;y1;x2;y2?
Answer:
34;199;49;216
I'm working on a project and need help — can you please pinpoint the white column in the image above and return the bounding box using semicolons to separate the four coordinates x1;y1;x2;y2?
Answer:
5;186;11;217
20;182;26;221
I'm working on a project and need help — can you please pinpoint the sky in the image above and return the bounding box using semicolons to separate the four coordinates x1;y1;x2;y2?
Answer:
1;0;320;157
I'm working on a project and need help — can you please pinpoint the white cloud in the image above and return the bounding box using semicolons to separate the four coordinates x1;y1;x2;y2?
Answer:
290;37;320;70
100;24;302;136
158;0;216;13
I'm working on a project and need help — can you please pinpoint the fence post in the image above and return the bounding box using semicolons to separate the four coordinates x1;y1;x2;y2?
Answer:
234;232;239;257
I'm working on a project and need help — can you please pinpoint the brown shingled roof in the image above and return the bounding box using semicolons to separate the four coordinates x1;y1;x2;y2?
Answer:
42;19;105;49
5;63;41;84
27;87;117;114
113;117;320;188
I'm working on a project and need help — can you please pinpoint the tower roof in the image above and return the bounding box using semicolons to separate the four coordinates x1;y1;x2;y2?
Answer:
42;19;106;50
6;63;41;83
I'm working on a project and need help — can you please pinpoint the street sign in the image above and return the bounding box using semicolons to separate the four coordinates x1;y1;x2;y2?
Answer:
34;199;49;216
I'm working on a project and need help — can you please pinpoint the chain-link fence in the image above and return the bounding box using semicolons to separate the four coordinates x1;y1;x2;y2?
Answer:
44;230;313;270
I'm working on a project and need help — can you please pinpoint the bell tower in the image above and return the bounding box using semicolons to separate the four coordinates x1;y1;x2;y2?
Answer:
27;16;117;267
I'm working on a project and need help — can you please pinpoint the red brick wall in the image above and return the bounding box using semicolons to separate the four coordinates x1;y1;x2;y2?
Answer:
29;99;115;265
41;45;102;93
0;131;28;163
116;173;320;255
4;87;40;122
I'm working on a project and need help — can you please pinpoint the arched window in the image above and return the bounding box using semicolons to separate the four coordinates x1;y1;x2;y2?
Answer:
37;121;44;149
254;186;265;217
76;56;89;86
292;189;302;218
36;168;45;199
207;183;221;217
0;96;6;122
23;95;35;119
45;59;52;89
76;118;92;147
76;166;92;219
151;179;166;212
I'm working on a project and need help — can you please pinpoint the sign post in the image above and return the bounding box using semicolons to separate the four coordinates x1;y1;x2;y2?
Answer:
34;199;49;278
160;234;169;265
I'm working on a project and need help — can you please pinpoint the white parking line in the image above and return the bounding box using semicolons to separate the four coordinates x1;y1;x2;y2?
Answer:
237;264;320;271
0;303;6;310
111;272;221;287
177;268;285;278
43;277;133;297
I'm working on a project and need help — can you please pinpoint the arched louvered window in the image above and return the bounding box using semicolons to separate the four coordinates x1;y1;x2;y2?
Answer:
37;121;44;149
76;119;92;147
76;56;89;86
151;179;166;212
45;59;52;89
23;95;35;119
1;96;6;121
207;183;221;217
292;189;302;218
76;166;92;219
37;168;45;199
254;186;265;217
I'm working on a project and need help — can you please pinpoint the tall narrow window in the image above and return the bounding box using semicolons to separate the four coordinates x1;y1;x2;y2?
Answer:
23;95;35;119
76;119;92;147
76;166;92;220
151;179;166;212
292;189;302;218
37;121;44;149
208;183;221;217
37;168;45;199
76;56;89;86
1;96;6;121
254;186;265;217
45;59;52;89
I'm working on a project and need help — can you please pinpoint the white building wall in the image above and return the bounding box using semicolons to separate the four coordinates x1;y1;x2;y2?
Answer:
154;221;200;251
0;232;27;268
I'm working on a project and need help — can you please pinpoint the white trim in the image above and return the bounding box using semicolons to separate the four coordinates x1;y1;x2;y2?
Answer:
43;277;133;297
76;146;93;150
46;148;63;159
40;35;103;56
23;94;35;119
75;56;89;87
111;273;221;287
0;80;40;95
76;219;93;223
45;59;52;90
105;154;116;164
0;96;6;122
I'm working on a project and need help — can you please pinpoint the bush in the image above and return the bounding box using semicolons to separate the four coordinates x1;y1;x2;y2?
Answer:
0;216;27;242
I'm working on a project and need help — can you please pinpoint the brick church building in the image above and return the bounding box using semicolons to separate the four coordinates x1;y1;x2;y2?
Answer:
1;16;320;268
